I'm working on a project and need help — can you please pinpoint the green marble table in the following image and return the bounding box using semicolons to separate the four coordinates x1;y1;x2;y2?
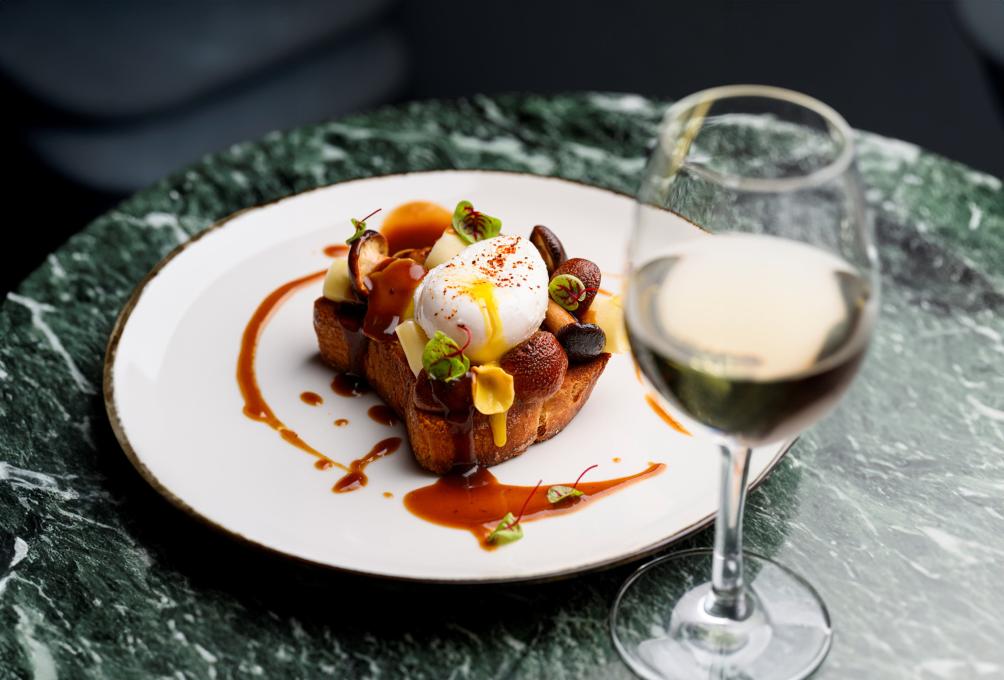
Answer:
1;93;1002;679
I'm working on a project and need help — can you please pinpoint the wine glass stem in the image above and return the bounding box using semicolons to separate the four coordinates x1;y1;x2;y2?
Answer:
707;444;753;620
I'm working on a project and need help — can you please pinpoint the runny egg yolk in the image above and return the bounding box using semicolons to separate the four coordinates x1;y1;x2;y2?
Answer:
466;282;516;447
466;281;509;365
489;413;508;448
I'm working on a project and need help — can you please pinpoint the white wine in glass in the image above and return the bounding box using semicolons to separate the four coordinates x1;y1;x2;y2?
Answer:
611;86;879;680
629;233;874;446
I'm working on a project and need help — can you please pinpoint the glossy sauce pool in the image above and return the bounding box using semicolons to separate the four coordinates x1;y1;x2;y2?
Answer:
379;200;452;253
404;463;665;549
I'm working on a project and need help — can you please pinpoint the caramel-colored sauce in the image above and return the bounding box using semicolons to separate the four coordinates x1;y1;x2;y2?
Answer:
380;200;452;253
368;404;399;426
383;491;394;499
300;391;323;406
315;459;334;470
323;244;349;257
612;457;621;463
331;301;368;375
362;258;426;341
404;463;665;549
237;270;348;471
644;394;690;435
334;418;349;427
331;372;370;397
333;437;403;493
415;373;476;469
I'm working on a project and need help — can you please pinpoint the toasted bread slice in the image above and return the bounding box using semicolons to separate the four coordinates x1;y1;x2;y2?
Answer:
314;297;610;474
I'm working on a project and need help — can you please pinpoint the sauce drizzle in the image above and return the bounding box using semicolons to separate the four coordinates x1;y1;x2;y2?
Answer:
362;258;426;341
644;394;690;435
333;437;403;493
332;373;370;397
323;244;349;257
368;404;399;426
300;391;323;406
414;373;476;469
404;463;665;549
331;302;369;375
237;270;348;471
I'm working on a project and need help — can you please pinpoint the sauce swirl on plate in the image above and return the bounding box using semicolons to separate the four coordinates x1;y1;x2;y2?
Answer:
236;269;348;471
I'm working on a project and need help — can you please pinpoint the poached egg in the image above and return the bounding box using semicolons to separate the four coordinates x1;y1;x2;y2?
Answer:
412;234;548;364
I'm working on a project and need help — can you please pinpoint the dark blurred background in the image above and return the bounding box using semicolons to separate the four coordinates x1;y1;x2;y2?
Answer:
2;0;1002;294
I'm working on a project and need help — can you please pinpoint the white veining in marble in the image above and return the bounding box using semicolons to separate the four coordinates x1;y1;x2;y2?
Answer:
6;293;96;394
14;604;58;680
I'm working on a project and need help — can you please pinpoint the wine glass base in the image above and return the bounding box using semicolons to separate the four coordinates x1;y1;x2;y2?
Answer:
611;548;831;680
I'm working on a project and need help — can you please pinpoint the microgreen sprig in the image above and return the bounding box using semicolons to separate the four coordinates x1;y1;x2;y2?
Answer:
452;200;502;244
546;464;599;504
487;479;542;546
422;330;471;382
548;274;598;312
346;208;382;244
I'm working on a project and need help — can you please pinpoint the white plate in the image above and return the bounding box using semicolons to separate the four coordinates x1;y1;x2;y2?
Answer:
104;170;789;583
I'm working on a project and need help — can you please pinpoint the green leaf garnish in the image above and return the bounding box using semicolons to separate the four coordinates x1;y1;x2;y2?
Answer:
452;200;502;244
486;512;523;545
549;273;586;311
422;331;470;382
486;479;541;547
346;208;381;245
346;219;366;244
547;464;597;504
546;485;584;504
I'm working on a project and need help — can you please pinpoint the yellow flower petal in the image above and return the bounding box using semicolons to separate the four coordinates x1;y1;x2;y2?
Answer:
471;363;515;415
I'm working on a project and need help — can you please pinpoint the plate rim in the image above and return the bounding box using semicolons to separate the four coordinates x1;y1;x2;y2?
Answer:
103;169;794;585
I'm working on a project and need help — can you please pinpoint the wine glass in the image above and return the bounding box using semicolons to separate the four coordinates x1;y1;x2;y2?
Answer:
611;85;878;679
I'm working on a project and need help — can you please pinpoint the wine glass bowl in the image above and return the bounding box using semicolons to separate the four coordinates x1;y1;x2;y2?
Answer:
611;85;878;679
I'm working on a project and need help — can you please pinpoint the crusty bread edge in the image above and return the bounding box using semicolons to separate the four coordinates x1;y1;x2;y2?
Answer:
314;297;609;473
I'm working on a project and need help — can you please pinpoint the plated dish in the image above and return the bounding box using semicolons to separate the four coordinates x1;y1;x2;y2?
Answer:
313;197;645;546
104;170;790;582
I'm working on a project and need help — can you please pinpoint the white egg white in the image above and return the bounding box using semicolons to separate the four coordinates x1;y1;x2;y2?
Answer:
413;234;549;364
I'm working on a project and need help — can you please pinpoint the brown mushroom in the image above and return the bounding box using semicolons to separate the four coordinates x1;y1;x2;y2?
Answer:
543;299;577;335
348;230;389;297
556;323;607;363
530;225;567;275
543;300;607;362
499;331;568;401
553;258;602;317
